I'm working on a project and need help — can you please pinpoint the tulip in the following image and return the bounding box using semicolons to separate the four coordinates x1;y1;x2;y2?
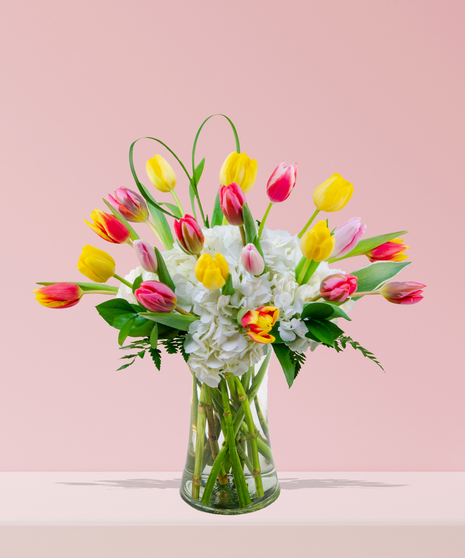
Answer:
241;306;279;344
33;283;83;309
174;214;204;255
108;187;149;223
77;245;116;283
219;183;246;226
135;281;177;313
380;282;426;305
241;243;265;275
313;173;354;212
84;209;130;244
320;273;358;303
266;161;298;203
195;253;229;290
300;221;335;262
220;152;257;193
331;217;367;258
146;154;177;193
133;240;158;273
365;239;409;262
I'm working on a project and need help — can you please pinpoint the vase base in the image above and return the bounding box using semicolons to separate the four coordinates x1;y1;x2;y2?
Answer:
180;470;281;515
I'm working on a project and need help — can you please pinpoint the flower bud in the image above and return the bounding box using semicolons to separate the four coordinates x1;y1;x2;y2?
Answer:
365;239;409;262
108;187;149;222
380;282;426;305
135;281;177;312
219;183;246;226
146;154;177;193
174;214;204;255
33;283;83;309
320;273;358;303
313;173;353;212
77;245;116;283
241;243;265;275
300;221;335;262
219;152;257;193
195;253;229;290
266;161;298;203
241;306;279;344
84;209;130;244
133;240;157;273
331;217;366;258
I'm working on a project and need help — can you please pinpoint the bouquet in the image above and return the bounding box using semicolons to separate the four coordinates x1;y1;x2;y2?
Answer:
34;114;425;514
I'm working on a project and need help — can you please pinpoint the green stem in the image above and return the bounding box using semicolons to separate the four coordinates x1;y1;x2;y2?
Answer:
220;380;251;507
236;438;254;474
298;208;320;239
254;396;270;440
82;290;117;296
113;274;133;289
240;422;274;464
257;202;273;239
235;377;264;497
146;220;162;242
297;259;319;285
297;259;311;285
170;190;185;216
239;225;246;246
192;384;207;500
224;372;240;409
175;305;196;317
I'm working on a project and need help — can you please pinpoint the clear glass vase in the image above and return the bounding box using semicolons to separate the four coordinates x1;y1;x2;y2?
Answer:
180;349;280;514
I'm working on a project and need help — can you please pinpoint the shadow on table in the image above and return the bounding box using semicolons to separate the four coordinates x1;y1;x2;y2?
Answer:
58;478;182;490
279;478;408;490
58;477;407;491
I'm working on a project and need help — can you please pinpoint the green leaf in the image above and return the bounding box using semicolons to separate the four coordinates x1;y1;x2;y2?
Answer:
132;275;143;294
194;157;205;184
149;346;162;370
242;203;256;244
272;344;296;387
118;316;136;346
222;273;234;295
189;182;198;220
150;323;158;348
96;299;138;326
352;261;410;298
211;189;223;227
154;247;176;292
139;312;197;331
301;302;351;321
142;188;175;250
102;199;140;241
305;320;338;346
117;358;136;371
333;335;384;372
37;282;118;293
159;202;182;219
329;230;408;262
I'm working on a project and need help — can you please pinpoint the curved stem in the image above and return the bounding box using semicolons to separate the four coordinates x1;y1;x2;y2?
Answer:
257;202;273;239
170;190;185;216
192;383;207;500
113;274;133;289
297;208;320;239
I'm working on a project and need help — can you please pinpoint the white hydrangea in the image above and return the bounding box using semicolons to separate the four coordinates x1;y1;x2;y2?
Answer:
116;225;354;387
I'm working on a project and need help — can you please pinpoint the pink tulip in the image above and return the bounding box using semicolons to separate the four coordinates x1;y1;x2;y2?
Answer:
380;282;426;305
135;281;177;313
241;243;265;275
266;161;298;203
133;240;158;273
331;217;366;258
219;182;246;226
108;188;149;223
320;273;358;303
174;214;204;255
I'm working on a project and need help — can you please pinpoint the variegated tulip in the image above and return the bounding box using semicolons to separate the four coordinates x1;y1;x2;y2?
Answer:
108;187;149;222
174;214;204;255
365;239;409;262
219;183;246;226
84;209;130;244
266;161;298;203
33;283;83;309
241;306;279;344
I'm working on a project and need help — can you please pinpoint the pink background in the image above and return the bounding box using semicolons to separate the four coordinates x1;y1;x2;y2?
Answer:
1;0;464;472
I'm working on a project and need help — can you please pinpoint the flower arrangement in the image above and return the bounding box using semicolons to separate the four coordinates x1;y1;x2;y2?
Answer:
34;114;425;513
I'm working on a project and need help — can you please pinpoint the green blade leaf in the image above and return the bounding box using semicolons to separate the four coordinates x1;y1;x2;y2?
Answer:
132;275;143;294
211;188;223;227
242;203;256;244
118;316;136;346
102;199;140;241
352;261;410;297
329;230;408;262
301;302;351;321
194;157;205;184
154;247;176;292
159;202;182;219
221;273;234;295
139;312;198;331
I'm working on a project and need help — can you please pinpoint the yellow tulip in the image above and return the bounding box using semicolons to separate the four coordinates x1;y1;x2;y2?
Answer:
313;173;353;212
77;245;116;283
195;253;229;290
300;221;335;262
219;152;257;193
146;154;177;193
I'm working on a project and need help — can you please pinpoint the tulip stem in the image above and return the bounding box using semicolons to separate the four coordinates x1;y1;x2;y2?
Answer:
239;225;247;246
147;220;162;242
352;291;381;297
175;305;196;317
170;190;185;217
298;208;320;239
257;203;273;239
113;274;133;289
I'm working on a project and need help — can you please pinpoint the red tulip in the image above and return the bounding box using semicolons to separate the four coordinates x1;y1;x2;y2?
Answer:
219;182;246;226
174;214;204;255
84;209;130;244
266;161;298;203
